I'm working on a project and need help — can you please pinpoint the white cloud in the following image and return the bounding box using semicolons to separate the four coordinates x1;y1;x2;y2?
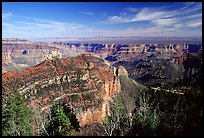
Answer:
83;26;192;37
2;13;12;19
108;16;122;21
180;13;202;20
80;11;94;16
101;2;201;38
178;2;202;15
16;17;85;31
3;15;86;38
105;15;131;24
2;22;14;27
186;21;202;27
174;24;183;28
104;2;201;25
131;8;166;21
3;3;202;38
3;17;201;38
152;18;177;26
105;8;170;24
119;12;127;16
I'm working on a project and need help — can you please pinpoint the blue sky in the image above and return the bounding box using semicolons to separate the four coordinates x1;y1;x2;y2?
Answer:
2;2;202;39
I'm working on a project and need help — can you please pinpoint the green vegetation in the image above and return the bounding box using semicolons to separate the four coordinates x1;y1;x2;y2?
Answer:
45;102;80;136
133;92;160;132
129;87;202;136
46;65;52;71
100;86;202;136
52;60;57;66
2;90;80;136
102;96;129;136
2;84;201;136
2;90;34;136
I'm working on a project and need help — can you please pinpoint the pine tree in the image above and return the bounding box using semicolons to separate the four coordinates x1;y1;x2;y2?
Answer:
45;102;79;136
2;90;34;136
133;91;160;136
102;96;128;136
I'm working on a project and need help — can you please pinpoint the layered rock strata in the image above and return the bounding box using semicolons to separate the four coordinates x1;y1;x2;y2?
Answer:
2;55;121;126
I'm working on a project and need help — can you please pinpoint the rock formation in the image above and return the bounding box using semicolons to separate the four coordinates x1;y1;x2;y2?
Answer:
2;55;121;127
117;65;129;77
2;43;85;73
113;58;184;86
45;49;62;60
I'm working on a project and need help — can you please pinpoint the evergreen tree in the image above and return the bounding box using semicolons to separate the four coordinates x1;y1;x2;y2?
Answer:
133;91;160;136
2;90;33;136
45;102;80;136
102;96;128;136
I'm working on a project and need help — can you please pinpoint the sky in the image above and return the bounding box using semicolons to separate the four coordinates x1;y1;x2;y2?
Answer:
2;2;202;39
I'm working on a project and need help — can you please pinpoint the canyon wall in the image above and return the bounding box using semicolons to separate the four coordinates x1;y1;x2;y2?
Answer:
2;55;121;127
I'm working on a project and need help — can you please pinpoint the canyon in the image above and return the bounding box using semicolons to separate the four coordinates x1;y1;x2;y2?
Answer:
2;38;202;74
2;38;202;135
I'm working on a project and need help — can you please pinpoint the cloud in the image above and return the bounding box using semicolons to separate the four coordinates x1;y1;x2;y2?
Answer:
80;11;94;16
3;16;201;38
2;3;202;38
180;13;202;20
104;15;131;24
152;18;177;26
105;2;201;24
178;2;202;15
119;12;127;16
105;8;167;24
82;25;196;37
131;8;167;21
101;2;201;37
3;15;86;38
18;17;85;31
32;18;85;30
2;22;14;27
174;24;183;28
108;16;122;22
2;13;12;19
186;21;202;27
126;7;139;12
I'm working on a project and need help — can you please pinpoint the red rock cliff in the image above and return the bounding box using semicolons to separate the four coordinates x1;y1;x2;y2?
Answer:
2;55;121;127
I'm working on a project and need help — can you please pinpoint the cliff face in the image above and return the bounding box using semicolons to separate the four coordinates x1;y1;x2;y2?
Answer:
2;55;121;127
174;52;202;88
2;44;85;73
113;58;184;86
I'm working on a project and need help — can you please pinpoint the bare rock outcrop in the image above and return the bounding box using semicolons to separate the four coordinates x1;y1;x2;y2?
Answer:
117;65;128;77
